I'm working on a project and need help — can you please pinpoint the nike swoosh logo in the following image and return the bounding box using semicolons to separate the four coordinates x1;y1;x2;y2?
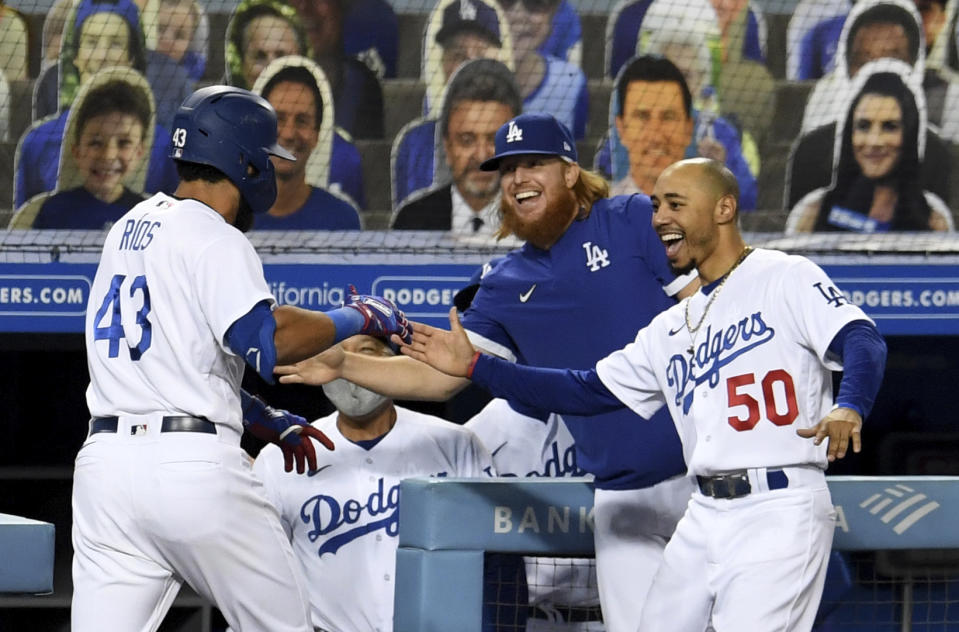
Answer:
307;464;333;477
667;325;685;336
519;284;536;303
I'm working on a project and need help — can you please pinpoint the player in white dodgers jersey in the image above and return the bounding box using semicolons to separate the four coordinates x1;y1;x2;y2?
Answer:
467;398;603;632
277;113;699;632
254;333;493;632
74;86;411;632
397;158;888;632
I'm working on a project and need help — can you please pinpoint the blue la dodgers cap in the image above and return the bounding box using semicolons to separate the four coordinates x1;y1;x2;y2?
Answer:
479;112;578;171
435;0;502;47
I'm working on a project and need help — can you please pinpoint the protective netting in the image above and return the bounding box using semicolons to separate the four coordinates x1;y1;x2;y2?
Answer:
0;0;958;239
482;551;959;630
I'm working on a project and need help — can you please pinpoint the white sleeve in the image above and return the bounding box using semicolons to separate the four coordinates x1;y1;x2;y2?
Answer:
781;256;873;369
595;325;667;419
193;232;276;349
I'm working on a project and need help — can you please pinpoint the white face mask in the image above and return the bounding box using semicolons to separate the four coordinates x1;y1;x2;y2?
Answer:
322;378;389;418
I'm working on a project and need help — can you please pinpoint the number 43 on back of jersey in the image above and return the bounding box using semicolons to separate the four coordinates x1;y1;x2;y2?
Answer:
92;273;152;360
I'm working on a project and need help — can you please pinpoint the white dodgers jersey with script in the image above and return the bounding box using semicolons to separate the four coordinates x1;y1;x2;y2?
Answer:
253;407;493;632
596;248;871;476
85;193;274;431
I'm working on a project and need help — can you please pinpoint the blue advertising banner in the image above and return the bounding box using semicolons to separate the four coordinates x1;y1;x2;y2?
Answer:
0;261;956;335
825;263;959;336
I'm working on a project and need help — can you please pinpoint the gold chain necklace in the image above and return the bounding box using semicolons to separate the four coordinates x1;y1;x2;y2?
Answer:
684;246;753;357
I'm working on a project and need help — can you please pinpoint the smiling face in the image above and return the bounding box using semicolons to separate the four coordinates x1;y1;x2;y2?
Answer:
241;15;300;86
616;80;693;191
497;154;579;248
851;93;903;179
444;100;514;209
74;13;133;82
651;163;721;276
266;79;319;181
72;111;146;202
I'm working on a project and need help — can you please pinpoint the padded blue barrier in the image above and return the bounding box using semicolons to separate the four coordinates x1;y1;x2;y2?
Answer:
395;476;959;631
0;512;55;594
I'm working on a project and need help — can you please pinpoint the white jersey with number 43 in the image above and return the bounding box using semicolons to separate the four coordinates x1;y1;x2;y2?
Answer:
85;193;274;429
597;248;871;476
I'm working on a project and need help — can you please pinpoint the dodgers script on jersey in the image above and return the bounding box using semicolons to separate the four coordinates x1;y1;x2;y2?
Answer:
253;407;492;632
596;248;871;475
85;193;274;429
467;399;600;628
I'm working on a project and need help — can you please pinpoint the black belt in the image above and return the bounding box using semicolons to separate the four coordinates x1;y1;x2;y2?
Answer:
90;416;217;435
527;604;603;623
696;469;788;499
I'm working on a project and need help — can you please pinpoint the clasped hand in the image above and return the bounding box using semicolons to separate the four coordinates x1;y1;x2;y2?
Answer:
343;285;412;346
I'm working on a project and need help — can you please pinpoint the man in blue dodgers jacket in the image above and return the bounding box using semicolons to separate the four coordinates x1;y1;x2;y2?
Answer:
277;113;699;631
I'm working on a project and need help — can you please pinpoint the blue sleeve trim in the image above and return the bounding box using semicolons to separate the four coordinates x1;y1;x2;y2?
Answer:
828;320;887;419
226;300;278;383
471;354;624;415
326;306;366;344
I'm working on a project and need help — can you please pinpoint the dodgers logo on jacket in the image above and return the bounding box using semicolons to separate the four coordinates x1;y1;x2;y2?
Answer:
583;241;610;272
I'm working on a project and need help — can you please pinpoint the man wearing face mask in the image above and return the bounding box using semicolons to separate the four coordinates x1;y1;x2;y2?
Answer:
252;333;494;632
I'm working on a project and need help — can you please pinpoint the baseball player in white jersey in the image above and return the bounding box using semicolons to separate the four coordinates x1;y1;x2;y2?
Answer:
253;333;492;632
396;158;888;631
73;86;412;632
277;113;700;632
467;398;603;632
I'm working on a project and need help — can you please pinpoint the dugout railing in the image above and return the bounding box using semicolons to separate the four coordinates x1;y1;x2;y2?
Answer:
394;476;959;632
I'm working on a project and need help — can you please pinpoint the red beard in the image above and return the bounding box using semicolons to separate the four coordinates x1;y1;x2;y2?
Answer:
499;191;580;249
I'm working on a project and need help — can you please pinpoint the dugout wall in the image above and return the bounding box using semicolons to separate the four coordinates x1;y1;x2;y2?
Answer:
395;477;959;631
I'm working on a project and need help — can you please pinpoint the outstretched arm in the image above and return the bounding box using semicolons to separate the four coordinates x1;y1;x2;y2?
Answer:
276;345;470;401
273;287;413;365
398;308;624;416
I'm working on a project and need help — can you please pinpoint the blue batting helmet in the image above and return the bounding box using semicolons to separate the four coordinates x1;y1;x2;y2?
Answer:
169;85;295;214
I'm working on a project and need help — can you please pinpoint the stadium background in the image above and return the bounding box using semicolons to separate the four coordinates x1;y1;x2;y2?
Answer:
0;0;958;629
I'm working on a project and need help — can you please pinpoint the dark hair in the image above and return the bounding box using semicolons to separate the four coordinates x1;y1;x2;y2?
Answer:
615;54;692;118
74;79;151;143
261;64;323;128
817;71;930;231
440;58;521;138
847;4;920;68
76;0;149;73
175;160;228;183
